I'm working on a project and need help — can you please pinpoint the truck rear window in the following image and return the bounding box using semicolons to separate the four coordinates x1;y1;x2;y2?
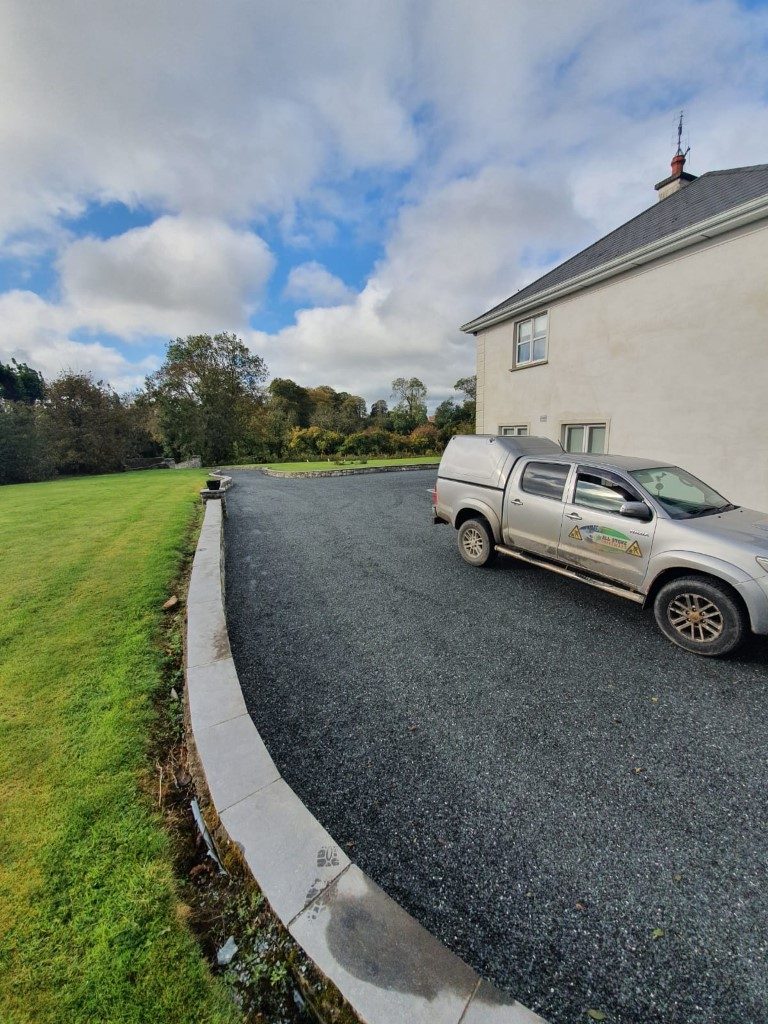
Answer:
521;461;570;501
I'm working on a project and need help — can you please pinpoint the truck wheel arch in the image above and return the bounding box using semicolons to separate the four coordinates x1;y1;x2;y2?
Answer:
644;566;750;623
454;503;501;542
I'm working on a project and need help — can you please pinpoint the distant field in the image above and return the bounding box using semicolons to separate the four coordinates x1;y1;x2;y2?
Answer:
0;472;236;1024
264;456;439;473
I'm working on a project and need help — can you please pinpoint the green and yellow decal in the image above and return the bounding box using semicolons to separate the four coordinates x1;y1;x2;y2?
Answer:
569;523;642;557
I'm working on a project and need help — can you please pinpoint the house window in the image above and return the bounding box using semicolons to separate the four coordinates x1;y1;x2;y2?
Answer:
562;423;606;454
515;312;548;367
499;425;529;436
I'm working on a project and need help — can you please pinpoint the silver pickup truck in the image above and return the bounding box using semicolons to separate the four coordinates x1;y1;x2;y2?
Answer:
431;435;768;656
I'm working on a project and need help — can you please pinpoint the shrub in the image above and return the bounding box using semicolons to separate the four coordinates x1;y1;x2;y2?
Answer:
339;428;392;456
287;426;343;459
408;422;442;453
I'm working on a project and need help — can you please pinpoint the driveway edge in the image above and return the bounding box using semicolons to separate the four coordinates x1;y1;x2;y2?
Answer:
262;462;439;478
186;496;548;1024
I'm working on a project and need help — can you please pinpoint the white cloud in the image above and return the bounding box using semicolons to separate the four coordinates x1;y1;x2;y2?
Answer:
1;0;768;400
0;291;159;393
0;215;275;388
253;165;588;402
283;262;354;306
0;0;421;241
58;215;274;337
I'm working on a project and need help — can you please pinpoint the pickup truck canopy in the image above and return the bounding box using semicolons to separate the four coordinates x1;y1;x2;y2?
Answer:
439;434;562;489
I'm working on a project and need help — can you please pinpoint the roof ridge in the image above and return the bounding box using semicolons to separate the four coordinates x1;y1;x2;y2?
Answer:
698;164;768;176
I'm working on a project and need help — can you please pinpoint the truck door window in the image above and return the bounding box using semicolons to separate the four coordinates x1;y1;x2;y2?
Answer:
574;470;641;513
520;462;570;501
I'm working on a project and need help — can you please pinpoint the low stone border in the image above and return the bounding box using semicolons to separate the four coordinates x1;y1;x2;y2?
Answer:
186;496;548;1024
200;473;233;500
263;462;439;479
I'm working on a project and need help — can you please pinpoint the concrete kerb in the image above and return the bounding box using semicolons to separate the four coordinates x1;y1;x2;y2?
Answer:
185;495;548;1024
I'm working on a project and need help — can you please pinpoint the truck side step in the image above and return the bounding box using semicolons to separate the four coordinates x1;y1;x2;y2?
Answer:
494;544;645;604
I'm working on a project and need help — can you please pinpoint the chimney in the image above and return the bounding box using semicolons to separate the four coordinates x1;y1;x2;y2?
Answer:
655;118;697;200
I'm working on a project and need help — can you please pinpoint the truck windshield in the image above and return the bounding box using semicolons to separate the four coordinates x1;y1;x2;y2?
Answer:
629;466;736;519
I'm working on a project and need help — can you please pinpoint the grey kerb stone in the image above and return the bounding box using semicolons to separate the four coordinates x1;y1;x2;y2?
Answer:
186;492;549;1024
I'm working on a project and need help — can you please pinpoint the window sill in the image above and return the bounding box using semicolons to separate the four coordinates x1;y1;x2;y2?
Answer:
509;359;548;373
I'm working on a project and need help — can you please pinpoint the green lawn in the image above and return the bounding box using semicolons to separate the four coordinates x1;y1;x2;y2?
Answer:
0;472;236;1024
265;455;439;473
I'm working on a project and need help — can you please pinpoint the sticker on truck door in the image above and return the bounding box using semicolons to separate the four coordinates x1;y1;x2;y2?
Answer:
572;524;642;556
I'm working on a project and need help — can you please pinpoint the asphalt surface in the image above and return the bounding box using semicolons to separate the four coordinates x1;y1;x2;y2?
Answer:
224;469;768;1024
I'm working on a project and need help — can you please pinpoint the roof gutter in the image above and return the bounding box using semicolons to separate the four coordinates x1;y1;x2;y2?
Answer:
460;192;768;334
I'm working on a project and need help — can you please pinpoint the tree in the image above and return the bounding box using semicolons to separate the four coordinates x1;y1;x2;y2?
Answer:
0;359;45;404
145;333;267;463
433;377;476;441
0;402;52;483
391;377;428;420
390;377;427;434
268;378;312;427
336;394;366;433
306;385;337;410
245;403;290;462
369;399;389;422
39;372;127;475
434;398;463;432
121;392;164;460
454;376;477;402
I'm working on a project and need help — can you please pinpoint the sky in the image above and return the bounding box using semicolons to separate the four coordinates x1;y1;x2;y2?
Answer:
1;0;767;410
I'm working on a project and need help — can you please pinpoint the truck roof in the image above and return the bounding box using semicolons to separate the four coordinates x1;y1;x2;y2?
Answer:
472;435;668;472
561;453;666;471
478;434;563;459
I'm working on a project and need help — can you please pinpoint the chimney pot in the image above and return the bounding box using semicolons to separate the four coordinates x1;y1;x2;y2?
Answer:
671;152;686;176
655;148;696;200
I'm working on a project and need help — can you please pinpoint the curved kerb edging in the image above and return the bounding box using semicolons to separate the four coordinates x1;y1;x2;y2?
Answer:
186;496;548;1024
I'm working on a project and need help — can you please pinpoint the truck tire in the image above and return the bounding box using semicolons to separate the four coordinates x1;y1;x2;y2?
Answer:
653;575;748;657
457;517;496;567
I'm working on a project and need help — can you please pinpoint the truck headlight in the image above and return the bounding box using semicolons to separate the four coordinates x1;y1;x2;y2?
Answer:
756;556;768;574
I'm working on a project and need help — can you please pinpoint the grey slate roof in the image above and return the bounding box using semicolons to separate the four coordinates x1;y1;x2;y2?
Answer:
461;164;768;332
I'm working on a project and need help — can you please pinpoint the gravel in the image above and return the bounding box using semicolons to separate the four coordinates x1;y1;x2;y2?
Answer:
224;469;768;1024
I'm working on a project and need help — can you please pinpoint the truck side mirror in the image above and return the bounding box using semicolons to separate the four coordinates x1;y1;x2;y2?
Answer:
619;501;652;521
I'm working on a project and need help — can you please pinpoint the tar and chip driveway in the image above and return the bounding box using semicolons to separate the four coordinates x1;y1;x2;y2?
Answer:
224;469;768;1024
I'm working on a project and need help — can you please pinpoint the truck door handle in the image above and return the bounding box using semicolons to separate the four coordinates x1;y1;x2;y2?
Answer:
565;511;582;520
510;498;524;506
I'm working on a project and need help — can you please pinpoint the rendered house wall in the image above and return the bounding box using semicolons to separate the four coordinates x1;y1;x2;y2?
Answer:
475;219;768;509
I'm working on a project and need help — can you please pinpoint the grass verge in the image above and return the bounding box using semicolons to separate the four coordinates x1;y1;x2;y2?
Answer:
0;471;237;1024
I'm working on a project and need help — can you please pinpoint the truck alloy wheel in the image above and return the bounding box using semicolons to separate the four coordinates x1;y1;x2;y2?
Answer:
457;518;495;567
653;575;747;657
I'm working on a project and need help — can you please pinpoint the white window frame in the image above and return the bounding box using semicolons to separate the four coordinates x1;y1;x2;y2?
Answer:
499;424;529;436
561;422;607;454
514;311;548;368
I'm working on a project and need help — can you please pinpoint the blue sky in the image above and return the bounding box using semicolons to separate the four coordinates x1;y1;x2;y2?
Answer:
1;0;767;407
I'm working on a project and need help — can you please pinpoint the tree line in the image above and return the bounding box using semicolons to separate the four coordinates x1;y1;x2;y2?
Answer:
0;333;475;484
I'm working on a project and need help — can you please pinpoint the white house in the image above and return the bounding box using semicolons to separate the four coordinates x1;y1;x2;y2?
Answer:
461;155;768;510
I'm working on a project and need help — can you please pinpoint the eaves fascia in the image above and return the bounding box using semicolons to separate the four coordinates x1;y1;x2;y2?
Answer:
460;193;768;334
